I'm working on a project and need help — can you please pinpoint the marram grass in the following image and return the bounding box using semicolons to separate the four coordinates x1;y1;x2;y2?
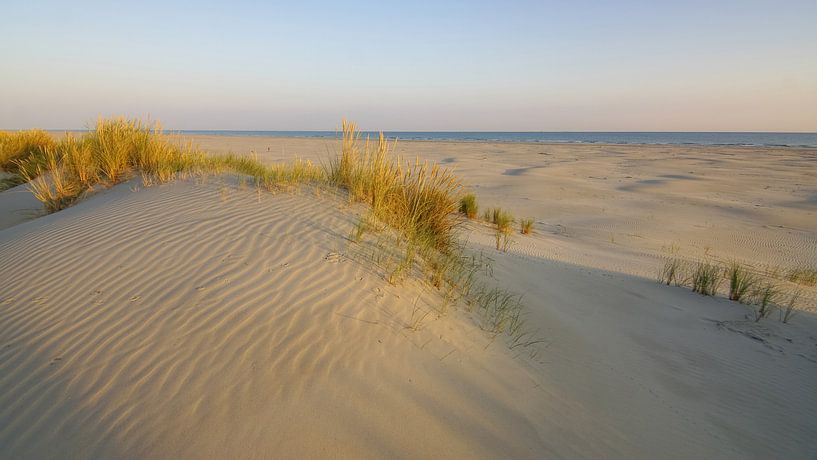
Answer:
0;129;55;178
329;120;462;253
655;257;803;323
459;193;478;219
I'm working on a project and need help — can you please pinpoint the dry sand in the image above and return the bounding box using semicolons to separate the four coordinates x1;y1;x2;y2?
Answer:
1;138;816;458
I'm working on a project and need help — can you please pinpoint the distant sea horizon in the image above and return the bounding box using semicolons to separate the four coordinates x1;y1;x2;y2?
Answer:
51;130;817;148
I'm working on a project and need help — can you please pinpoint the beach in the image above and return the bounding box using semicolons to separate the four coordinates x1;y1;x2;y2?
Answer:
186;136;817;298
1;136;816;458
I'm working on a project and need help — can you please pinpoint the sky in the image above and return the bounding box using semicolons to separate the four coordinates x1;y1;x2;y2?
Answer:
1;0;816;131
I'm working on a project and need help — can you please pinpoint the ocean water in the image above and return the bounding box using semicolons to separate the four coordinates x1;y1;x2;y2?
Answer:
177;130;817;148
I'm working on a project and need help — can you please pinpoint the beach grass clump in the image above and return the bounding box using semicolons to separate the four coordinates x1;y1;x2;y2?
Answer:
727;261;758;302
84;118;208;185
459;193;478;219
520;217;534;235
691;261;722;296
483;207;514;251
658;257;686;286
779;290;800;323
212;153;321;188
473;287;525;335
21;147;83;212
0;129;55;174
19;117;321;211
329;120;462;253
749;281;778;322
17;118;216;210
84;118;143;184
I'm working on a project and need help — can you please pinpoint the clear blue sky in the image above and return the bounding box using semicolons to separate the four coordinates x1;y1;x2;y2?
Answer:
1;0;815;131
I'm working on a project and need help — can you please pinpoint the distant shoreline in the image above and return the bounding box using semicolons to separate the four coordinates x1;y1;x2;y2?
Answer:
44;130;817;148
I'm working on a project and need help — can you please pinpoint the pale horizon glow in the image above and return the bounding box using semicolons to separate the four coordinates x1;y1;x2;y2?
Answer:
1;0;816;132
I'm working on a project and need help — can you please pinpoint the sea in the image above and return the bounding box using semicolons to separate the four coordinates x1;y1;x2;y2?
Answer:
176;131;817;148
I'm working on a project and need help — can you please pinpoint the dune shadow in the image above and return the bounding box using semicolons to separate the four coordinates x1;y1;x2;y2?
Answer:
618;174;702;192
660;174;701;180
502;165;547;176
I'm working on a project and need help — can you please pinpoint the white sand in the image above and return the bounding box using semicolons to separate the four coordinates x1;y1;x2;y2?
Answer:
1;138;816;458
0;178;43;231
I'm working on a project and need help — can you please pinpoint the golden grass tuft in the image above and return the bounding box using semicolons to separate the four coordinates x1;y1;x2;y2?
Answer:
520;217;534;235
14;117;325;212
0;129;56;176
459;193;478;219
483;207;514;251
329;120;462;253
21;147;82;212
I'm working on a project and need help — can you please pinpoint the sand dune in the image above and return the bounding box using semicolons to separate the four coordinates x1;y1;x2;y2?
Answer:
2;140;817;458
0;179;550;458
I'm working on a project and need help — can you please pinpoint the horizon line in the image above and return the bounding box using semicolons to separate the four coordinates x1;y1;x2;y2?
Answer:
31;128;817;134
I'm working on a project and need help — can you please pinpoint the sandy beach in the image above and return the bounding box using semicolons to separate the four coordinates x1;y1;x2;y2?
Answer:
186;136;817;301
1;137;816;458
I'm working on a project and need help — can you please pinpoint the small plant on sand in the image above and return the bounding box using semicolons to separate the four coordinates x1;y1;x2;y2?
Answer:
658;257;686;286
459;193;478;219
691;261;722;296
749;281;778;322
520;217;534;235
350;215;369;243
474;287;525;335
779;290;800;323
727;261;758;302
407;296;432;331
485;207;514;251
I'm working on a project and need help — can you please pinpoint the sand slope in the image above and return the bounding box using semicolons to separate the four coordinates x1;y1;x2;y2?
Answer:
0;181;43;231
467;221;817;459
0;179;547;459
